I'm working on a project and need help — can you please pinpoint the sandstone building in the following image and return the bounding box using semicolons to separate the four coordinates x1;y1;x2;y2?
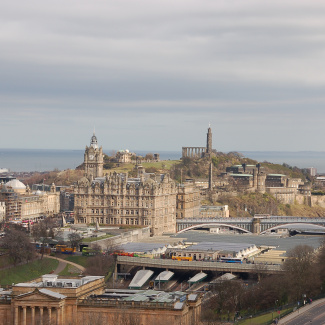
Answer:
115;149;135;163
222;164;311;204
0;201;5;222
84;132;104;179
176;181;200;219
0;275;201;325
0;180;60;221
74;134;177;236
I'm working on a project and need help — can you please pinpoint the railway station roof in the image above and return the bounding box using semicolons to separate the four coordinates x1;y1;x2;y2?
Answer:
129;270;154;289
184;241;256;252
188;272;207;284
155;271;174;282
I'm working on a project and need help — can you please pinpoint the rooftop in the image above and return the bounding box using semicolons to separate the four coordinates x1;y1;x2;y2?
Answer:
14;274;104;289
90;289;197;309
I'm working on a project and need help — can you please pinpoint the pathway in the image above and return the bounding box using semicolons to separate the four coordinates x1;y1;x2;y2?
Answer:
53;260;67;275
44;255;86;273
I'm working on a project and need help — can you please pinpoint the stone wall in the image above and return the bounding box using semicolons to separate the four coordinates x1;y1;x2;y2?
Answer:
89;227;151;250
77;303;191;325
311;194;325;208
0;303;11;324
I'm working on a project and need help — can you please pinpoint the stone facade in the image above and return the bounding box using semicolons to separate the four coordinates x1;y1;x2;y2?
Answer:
59;188;74;212
224;164;310;204
115;149;135;163
84;132;103;179
0;182;60;221
74;134;177;236
176;182;200;219
199;205;229;218
0;201;5;222
0;275;201;325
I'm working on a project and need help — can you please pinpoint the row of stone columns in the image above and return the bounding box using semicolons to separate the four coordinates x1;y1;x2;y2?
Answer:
182;147;206;158
15;305;63;325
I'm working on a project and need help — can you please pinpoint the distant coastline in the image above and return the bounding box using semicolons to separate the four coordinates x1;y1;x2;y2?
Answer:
0;148;325;173
0;149;181;173
240;151;325;173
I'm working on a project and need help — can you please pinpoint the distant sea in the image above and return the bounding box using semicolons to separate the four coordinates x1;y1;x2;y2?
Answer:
240;151;325;174
1;148;325;174
0;149;182;173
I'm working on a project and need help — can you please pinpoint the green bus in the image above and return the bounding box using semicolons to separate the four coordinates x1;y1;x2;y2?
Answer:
82;247;99;256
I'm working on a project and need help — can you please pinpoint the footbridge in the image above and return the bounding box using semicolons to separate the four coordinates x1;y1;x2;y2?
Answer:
176;216;325;234
117;256;282;274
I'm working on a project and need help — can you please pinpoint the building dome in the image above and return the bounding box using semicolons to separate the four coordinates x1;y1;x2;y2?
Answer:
6;179;26;190
90;132;98;149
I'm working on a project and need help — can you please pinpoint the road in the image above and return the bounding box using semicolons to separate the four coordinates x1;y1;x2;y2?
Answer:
280;301;325;325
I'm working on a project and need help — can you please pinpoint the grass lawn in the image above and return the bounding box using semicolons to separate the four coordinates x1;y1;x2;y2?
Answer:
0;258;59;286
104;163;134;174
82;234;113;243
59;264;81;277
238;308;292;325
56;255;88;268
0;254;11;268
103;160;180;174
142;160;180;170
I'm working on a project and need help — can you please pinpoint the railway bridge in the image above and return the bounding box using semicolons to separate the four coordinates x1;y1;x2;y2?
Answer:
116;256;283;274
176;216;325;234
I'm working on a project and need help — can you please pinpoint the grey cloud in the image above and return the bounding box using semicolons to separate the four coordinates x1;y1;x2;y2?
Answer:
0;0;325;151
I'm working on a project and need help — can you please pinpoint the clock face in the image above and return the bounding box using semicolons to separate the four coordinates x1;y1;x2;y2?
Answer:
89;154;94;160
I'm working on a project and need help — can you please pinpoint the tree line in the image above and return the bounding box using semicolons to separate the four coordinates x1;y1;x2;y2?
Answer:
201;242;325;323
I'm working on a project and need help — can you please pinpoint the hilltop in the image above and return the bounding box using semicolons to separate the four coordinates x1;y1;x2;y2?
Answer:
19;152;325;218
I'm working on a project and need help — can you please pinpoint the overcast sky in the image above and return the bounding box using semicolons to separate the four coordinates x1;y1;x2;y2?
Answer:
1;0;325;152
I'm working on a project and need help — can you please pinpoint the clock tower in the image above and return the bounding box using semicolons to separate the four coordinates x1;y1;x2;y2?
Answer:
84;132;103;179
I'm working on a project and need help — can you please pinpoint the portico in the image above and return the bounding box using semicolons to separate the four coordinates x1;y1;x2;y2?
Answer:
13;288;66;325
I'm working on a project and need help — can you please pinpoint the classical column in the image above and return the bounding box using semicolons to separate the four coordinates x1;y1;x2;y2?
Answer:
40;307;44;325
22;306;27;325
31;306;35;325
14;306;19;325
48;307;52;325
56;307;61;325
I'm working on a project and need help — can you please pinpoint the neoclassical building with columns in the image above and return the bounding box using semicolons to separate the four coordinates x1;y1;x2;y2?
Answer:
0;274;201;325
74;133;177;236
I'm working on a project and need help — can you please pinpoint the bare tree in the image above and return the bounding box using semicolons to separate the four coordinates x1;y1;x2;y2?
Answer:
1;228;35;265
85;253;114;276
145;153;154;161
68;232;82;249
283;245;320;301
317;238;325;293
32;218;61;259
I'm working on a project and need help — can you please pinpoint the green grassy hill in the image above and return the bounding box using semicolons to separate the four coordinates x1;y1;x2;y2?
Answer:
0;258;59;286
